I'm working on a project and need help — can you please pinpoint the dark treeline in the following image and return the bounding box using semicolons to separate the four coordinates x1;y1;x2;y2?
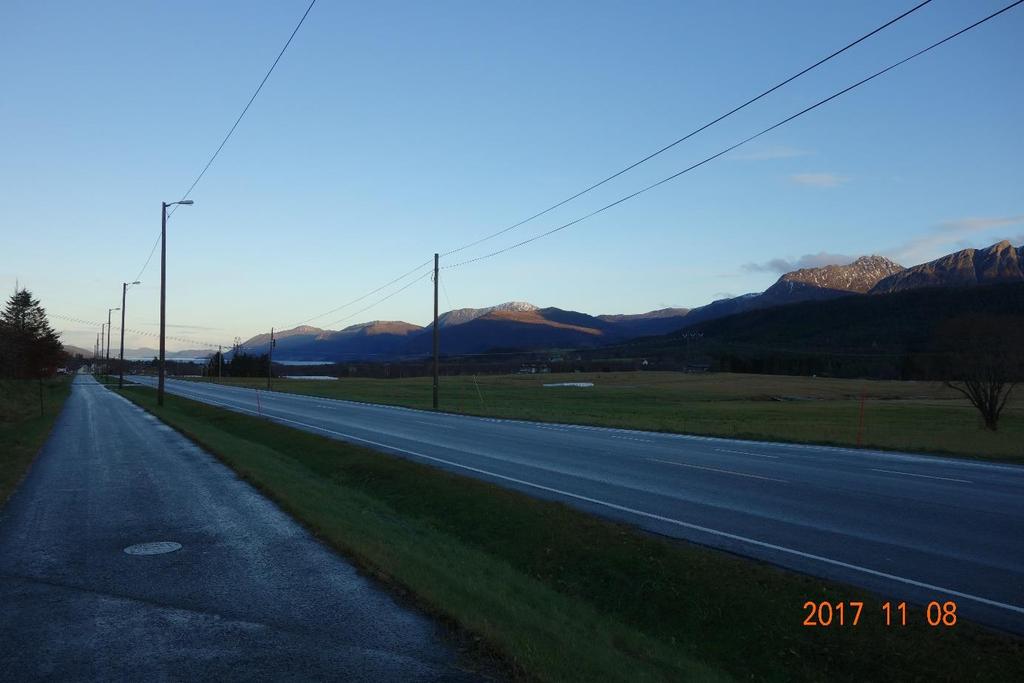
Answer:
205;350;270;378
277;353;696;380
0;289;65;379
605;282;1024;380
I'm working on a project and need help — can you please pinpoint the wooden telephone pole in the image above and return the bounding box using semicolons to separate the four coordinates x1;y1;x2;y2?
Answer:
268;328;276;391
432;253;439;410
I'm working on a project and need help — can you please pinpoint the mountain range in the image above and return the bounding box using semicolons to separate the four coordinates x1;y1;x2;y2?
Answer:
870;239;1023;293
188;240;1024;362
237;303;694;360
64;345;219;360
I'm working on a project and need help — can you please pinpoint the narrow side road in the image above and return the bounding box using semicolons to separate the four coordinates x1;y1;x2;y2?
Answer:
0;375;483;681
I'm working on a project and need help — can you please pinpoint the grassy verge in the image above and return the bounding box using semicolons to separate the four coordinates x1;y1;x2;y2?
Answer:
117;383;1023;682
0;376;72;505
183;372;1024;462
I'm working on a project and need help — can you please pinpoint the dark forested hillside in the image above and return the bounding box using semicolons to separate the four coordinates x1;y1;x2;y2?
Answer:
607;282;1024;378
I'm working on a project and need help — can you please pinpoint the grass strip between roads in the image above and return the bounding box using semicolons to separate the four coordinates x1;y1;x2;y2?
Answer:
0;377;72;506
117;384;1023;682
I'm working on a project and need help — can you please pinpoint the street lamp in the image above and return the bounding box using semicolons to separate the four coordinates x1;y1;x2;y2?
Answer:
100;323;106;377
119;281;141;388
106;307;120;377
158;199;194;406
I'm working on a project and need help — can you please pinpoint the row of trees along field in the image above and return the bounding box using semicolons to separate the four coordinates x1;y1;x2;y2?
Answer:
0;289;64;379
204;349;270;378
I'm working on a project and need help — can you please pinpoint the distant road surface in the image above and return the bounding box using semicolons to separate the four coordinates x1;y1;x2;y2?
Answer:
129;375;1024;635
0;375;482;681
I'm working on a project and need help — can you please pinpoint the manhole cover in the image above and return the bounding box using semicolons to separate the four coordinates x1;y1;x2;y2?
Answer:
123;541;182;556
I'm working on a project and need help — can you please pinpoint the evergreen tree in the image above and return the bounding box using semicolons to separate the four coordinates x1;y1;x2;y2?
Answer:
204;352;223;378
0;289;65;378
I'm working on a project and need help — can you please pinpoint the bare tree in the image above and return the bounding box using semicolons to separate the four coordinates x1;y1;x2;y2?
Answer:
936;315;1024;431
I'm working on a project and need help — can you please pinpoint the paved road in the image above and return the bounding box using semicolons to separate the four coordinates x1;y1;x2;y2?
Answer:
0;375;484;681
130;376;1024;635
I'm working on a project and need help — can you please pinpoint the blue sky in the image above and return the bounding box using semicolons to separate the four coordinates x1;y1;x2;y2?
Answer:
2;1;1021;351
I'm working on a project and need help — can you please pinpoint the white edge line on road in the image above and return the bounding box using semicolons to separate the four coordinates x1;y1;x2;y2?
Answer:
414;420;455;429
140;380;1024;618
870;468;973;484
648;458;788;483
715;448;780;459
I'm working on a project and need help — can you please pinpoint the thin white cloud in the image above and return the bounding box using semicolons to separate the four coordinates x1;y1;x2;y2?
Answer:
730;145;811;161
742;251;855;274
883;215;1024;264
789;173;849;188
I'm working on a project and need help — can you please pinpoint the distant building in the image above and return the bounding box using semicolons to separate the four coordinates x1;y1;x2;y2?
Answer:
517;363;551;374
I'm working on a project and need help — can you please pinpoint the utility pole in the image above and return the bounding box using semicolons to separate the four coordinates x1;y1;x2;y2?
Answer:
267;327;275;391
119;286;127;387
119;281;139;389
218;344;222;380
432;253;439;411
106;306;119;377
155;198;193;405
100;323;106;377
157;199;193;406
158;201;168;405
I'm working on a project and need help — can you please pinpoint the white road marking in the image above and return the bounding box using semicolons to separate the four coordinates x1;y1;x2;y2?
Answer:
131;380;1024;617
649;458;788;482
414;420;455;429
715;448;779;459
870;468;973;484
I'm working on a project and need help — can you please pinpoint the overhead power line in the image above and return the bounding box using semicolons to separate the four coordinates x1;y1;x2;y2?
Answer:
288;259;433;328
290;0;934;328
50;313;226;350
319;270;433;330
132;232;163;284
437;0;936;260
132;0;319;282
441;0;1024;271
172;0;318;212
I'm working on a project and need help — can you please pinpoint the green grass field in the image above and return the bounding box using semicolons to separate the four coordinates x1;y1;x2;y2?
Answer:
116;383;1024;682
184;371;1024;462
0;376;72;505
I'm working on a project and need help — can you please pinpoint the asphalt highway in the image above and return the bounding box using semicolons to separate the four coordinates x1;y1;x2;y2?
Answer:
0;375;484;681
129;375;1024;635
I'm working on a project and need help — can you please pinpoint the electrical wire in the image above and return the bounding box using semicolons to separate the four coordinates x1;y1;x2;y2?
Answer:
318;270;433;330
443;0;1024;271
287;259;433;328
436;0;937;259
132;232;162;283
289;0;935;327
132;0;319;281
50;313;227;350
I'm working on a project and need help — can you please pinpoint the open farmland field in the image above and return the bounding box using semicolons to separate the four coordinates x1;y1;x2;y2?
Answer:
181;371;1023;462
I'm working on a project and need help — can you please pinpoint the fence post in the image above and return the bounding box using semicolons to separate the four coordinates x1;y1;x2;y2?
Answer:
856;388;866;447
